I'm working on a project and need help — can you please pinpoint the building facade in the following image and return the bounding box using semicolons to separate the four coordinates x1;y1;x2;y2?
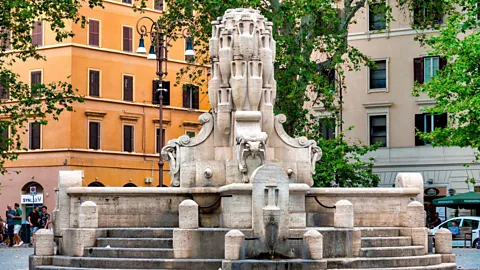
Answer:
318;2;480;220
0;0;209;217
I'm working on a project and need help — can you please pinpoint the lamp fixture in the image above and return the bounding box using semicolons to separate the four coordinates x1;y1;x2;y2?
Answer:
147;45;156;60
136;36;147;54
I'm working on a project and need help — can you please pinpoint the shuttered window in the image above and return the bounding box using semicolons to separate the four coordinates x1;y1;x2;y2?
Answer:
152;80;170;105
29;122;41;150
123;125;134;152
319;118;336;140
32;21;43;47
414;56;447;84
154;0;163;11
0;124;8;151
89;122;100;150
122;0;132;4
414;113;447;146
182;84;199;109
122;26;133;52
0;85;8;100
89;20;100;46
369;115;387;147
1;29;10;50
156;128;166;153
89;70;100;97
123;75;134;101
369;60;387;89
31;71;42;96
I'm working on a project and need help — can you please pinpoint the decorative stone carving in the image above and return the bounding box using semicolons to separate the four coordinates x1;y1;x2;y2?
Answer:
230;60;247;111
248;61;263;110
260;30;273;88
208;62;220;112
219;30;233;87
236;133;267;183
209;21;220;60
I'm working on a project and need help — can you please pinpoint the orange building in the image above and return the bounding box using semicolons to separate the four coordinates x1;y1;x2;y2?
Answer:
0;0;209;218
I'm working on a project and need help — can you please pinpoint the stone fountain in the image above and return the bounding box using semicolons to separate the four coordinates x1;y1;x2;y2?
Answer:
30;8;456;270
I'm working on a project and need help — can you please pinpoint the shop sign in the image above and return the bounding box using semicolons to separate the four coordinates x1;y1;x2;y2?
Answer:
424;187;439;196
21;194;43;204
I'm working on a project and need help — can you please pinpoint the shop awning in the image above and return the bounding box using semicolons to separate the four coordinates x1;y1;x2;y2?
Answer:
433;191;480;209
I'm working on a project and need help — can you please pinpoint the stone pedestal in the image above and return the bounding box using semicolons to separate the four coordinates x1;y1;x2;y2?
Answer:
179;200;199;229
334;200;353;228
303;230;323;260
225;230;245;260
435;228;452;254
34;229;54;256
407;201;424;228
78;201;98;228
396;173;424;204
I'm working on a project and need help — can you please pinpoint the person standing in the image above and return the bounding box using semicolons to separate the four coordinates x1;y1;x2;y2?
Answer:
40;206;50;230
6;205;16;247
12;203;23;247
28;206;40;247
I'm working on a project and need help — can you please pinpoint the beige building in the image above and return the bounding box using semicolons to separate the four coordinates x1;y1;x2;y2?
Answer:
318;3;480;220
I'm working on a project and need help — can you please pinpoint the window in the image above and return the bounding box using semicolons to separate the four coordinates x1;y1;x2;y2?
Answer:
89;70;100;97
413;1;443;26
122;26;133;52
123;75;134;101
0;85;8;100
369;115;387;147
154;0;163;11
462;219;479;230
122;0;132;4
440;219;461;229
186;131;196;138
369;60;387;90
319;118;336;140
414;113;447;146
0;124;8;151
29;122;41;150
183;84;199;109
32;21;43;47
0;29;10;50
88;19;100;46
369;2;387;31
156;128;166;153
89;122;100;150
30;70;42;96
414;56;446;84
152;80;170;106
123;125;134;152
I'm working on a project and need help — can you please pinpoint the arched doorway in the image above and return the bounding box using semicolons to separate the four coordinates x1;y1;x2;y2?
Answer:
88;181;105;187
20;181;44;221
123;183;137;187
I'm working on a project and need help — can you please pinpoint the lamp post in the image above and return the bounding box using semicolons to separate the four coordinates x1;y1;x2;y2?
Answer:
136;16;194;188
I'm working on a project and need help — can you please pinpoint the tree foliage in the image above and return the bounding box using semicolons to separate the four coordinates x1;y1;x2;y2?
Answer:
0;0;103;174
160;0;385;187
413;1;480;157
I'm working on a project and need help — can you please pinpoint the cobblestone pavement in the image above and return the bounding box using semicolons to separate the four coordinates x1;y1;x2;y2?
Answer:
455;248;480;270
0;246;478;270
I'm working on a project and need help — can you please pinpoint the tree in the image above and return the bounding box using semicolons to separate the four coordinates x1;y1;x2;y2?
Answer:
412;1;480;159
0;0;103;174
160;0;387;187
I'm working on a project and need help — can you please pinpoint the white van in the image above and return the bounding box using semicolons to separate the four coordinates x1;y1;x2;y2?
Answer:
430;216;480;248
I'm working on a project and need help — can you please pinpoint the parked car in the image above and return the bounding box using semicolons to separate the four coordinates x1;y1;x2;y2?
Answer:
430;216;480;248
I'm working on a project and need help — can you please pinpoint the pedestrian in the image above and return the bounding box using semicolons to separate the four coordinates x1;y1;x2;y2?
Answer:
0;216;5;245
12;203;23;247
40;206;50;230
28;206;40;247
6;204;16;247
449;220;459;238
429;212;442;228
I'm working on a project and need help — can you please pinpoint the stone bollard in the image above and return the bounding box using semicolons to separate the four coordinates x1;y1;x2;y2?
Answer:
435;228;452;254
303;230;323;260
334;200;353;228
179;200;199;229
225;230;245;260
78;201;98;228
406;201;424;228
35;229;54;256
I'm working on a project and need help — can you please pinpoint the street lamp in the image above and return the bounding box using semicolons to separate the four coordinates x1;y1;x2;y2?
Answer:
136;16;194;188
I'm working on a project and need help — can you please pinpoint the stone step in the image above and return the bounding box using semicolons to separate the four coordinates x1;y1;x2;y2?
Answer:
222;259;327;270
105;228;174;238
360;228;401;237
37;267;168;270
51;256;222;269
326;254;442;269
359;246;425;257
84;247;174;259
361;237;412;247
333;262;457;270
97;238;172;249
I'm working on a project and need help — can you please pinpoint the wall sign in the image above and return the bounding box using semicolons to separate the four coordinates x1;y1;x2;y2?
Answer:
424;187;439;196
21;194;43;204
